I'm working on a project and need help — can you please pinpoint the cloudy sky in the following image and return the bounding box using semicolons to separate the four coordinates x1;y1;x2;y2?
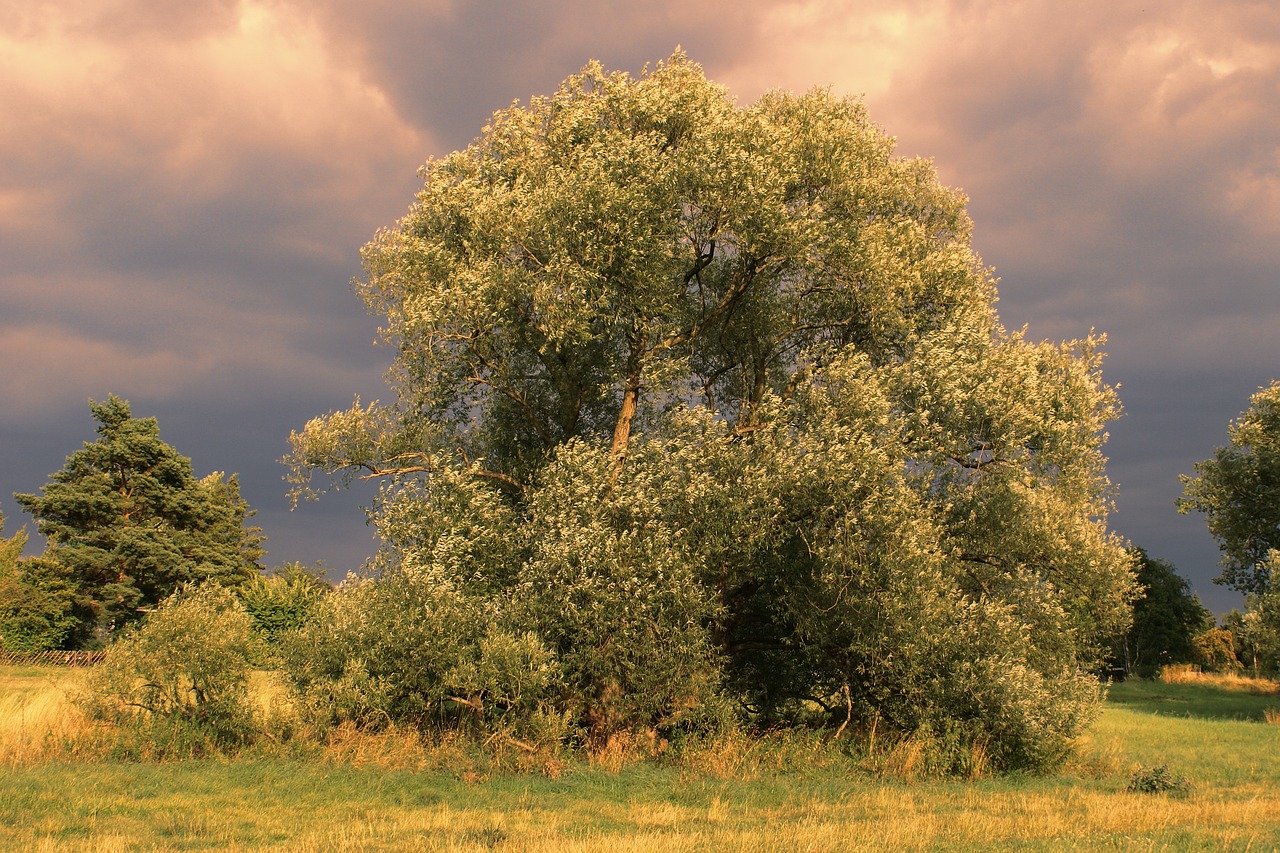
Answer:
2;0;1276;614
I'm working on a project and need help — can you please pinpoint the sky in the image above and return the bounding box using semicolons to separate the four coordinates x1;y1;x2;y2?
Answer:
2;0;1277;615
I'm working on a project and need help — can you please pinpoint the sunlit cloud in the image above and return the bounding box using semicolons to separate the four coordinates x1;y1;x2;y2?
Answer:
717;0;951;103
0;0;428;262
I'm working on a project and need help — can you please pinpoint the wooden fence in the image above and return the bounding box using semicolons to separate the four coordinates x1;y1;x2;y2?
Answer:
0;649;105;667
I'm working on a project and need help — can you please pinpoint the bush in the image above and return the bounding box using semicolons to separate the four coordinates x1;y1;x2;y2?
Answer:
281;454;732;750
1127;763;1193;795
236;563;329;647
1192;626;1242;673
81;584;262;756
282;564;562;743
0;558;78;652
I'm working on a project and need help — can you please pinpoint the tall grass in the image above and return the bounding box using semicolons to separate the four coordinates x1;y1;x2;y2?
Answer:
1159;662;1280;695
0;667;90;764
4;665;1280;850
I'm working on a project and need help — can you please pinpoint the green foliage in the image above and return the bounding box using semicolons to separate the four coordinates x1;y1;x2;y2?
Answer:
14;395;265;643
1116;549;1214;676
1180;380;1280;595
235;563;329;646
0;514;22;573
0;558;77;653
1192;626;1242;673
82;584;262;755
285;53;1136;771
1126;763;1193;796
0;513;76;652
514;442;733;742
280;466;559;735
283;563;562;739
1225;567;1280;677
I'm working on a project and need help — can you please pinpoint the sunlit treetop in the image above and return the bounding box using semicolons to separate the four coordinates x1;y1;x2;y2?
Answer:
290;51;1006;490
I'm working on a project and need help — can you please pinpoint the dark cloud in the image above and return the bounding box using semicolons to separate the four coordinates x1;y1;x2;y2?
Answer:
299;0;763;148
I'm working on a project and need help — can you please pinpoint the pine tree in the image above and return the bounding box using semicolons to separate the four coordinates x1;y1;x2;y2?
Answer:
15;395;264;644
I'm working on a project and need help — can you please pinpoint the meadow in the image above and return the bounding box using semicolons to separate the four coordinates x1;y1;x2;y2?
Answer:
2;666;1279;851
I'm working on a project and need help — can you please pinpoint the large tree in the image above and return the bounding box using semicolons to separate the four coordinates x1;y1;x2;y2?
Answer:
15;395;264;643
287;54;1135;769
1179;381;1280;595
1115;549;1212;676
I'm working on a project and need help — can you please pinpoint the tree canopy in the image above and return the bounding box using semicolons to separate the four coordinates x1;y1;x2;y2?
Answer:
15;395;264;644
1179;381;1280;595
286;53;1135;770
1115;549;1212;677
0;514;78;651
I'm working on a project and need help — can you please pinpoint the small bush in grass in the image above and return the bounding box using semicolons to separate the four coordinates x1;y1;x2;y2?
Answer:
81;584;264;757
1127;763;1193;795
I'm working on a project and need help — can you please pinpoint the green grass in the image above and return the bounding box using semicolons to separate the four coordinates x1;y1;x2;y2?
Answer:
1091;683;1280;794
1106;678;1279;722
3;668;1280;850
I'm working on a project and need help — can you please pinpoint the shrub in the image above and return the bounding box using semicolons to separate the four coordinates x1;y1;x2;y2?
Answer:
81;584;262;756
281;565;562;741
1127;763;1193;795
285;457;730;750
0;557;78;653
1192;626;1242;673
236;562;329;647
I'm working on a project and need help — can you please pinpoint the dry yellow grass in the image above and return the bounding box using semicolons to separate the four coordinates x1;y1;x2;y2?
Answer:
0;667;89;764
5;665;1280;850
1158;663;1280;695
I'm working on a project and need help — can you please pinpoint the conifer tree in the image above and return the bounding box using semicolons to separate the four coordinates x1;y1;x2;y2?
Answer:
16;395;264;643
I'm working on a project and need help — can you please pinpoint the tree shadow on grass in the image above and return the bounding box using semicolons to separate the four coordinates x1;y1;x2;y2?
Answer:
1107;679;1279;722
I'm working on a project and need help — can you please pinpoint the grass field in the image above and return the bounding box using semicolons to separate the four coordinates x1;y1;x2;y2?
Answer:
2;667;1279;851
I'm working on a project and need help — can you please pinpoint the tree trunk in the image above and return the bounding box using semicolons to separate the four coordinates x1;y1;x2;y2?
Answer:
609;335;646;485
